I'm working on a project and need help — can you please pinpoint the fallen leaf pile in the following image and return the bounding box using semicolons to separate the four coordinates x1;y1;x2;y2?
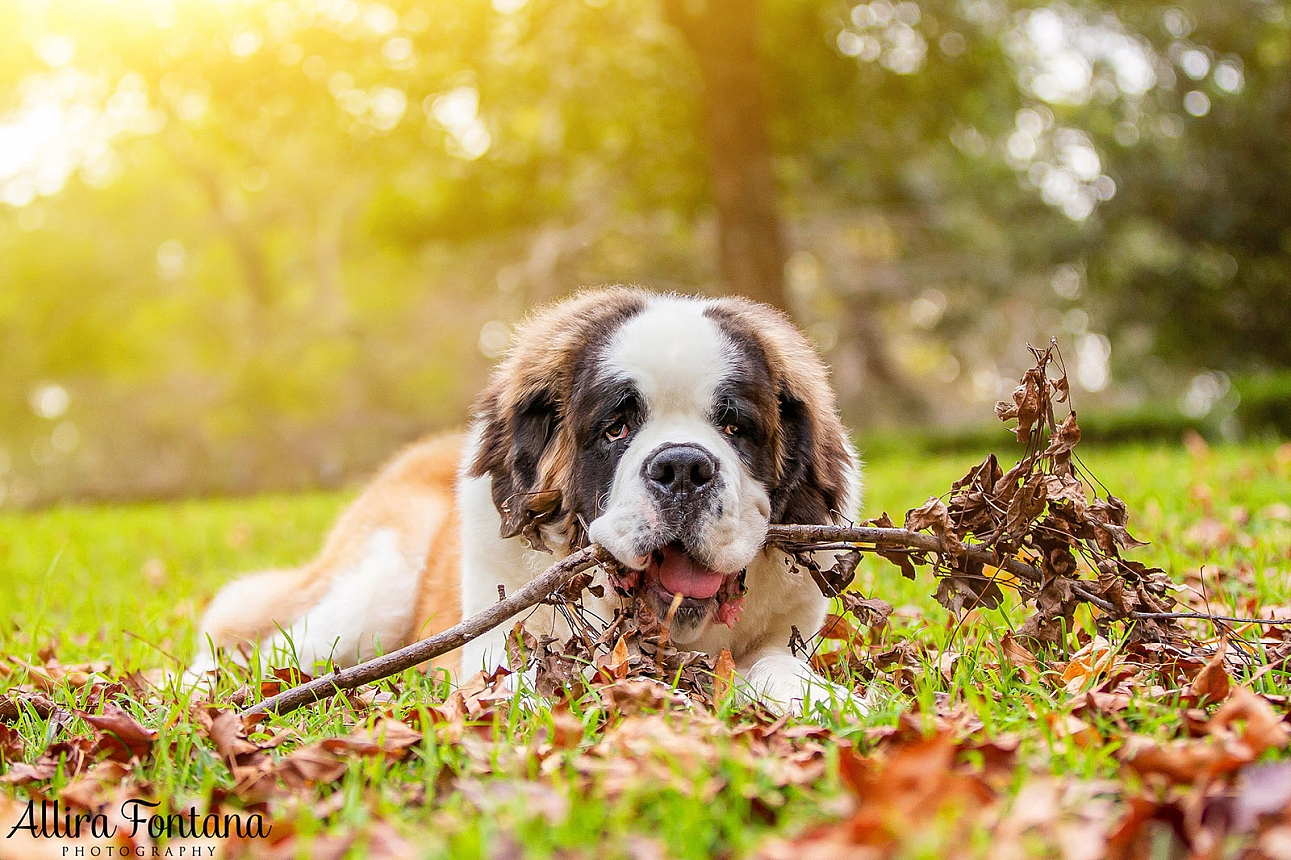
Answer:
4;600;1290;859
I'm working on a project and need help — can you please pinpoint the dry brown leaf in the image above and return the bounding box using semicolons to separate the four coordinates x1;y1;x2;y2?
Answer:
1042;412;1082;473
1070;691;1132;716
0;691;63;724
505;622;538;672
1004;474;1049;538
841;594;895;631
0;723;24;763
1187;642;1231;704
499;488;564;552
58;759;132;811
0;761;60;786
275;744;349;788
1042;473;1087;515
1045;714;1101;747
864;513;920;580
713;648;736;703
1210;687;1290;756
320;718;423;761
544;708;585;750
609;636;630;671
1124;688;1289;785
759;727;996;859
206;709;265;769
933;560;1004;614
996;367;1049;442
1232;762;1291;832
1123;736;1237;784
78;703;156;762
1060;637;1119;693
1000;633;1038;672
905;497;952;534
818;614;855;641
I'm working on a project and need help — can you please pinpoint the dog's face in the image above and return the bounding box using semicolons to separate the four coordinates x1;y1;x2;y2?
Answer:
469;289;859;644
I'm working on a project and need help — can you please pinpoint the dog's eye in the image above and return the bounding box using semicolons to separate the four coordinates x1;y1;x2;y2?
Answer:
605;420;629;442
722;423;742;438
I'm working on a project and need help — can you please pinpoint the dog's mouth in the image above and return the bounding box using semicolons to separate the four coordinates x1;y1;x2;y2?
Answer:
612;541;746;628
651;542;726;599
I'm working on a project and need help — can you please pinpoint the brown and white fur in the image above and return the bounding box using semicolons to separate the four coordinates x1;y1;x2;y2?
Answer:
190;288;863;713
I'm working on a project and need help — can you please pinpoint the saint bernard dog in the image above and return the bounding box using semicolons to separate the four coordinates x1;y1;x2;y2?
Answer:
190;288;864;713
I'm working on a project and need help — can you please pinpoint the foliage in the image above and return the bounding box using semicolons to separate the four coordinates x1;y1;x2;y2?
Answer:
1;0;1289;504
1084;0;1291;371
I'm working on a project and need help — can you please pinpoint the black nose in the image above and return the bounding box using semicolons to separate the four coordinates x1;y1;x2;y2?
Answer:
642;444;718;498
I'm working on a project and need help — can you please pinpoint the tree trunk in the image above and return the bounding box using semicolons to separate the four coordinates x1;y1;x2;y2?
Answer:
664;0;789;311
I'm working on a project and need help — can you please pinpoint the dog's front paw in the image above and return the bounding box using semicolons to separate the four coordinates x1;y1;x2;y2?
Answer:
741;653;869;717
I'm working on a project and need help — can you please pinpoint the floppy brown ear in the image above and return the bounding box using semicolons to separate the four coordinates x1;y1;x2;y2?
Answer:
469;386;566;543
769;387;855;526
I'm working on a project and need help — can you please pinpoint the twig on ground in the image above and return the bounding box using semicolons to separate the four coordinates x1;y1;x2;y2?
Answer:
242;526;1289;719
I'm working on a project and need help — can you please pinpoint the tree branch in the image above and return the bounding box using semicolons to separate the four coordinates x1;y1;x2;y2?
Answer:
237;525;1290;719
768;523;1134;615
766;523;1044;583
766;524;1291;628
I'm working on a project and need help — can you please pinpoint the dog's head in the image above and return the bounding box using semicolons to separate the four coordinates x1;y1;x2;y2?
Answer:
468;288;860;643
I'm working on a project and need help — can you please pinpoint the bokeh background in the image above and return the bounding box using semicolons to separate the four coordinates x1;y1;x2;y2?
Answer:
2;0;1289;508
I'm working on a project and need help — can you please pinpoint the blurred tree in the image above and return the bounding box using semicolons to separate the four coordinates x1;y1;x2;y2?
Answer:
663;0;788;309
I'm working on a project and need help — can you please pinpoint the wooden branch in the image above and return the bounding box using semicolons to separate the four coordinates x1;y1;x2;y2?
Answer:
240;524;1280;719
239;545;614;718
766;523;1045;583
765;524;1121;614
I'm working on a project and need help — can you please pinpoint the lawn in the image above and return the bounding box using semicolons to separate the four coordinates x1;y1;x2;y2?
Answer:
1;440;1289;859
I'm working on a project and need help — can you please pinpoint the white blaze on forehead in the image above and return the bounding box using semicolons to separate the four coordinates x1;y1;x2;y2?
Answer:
604;296;732;412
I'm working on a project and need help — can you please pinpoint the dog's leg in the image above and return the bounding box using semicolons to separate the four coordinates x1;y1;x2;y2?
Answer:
725;551;870;716
185;566;316;684
736;648;869;717
259;528;423;670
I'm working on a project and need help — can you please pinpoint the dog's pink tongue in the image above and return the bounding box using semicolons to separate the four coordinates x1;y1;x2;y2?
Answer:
657;547;724;600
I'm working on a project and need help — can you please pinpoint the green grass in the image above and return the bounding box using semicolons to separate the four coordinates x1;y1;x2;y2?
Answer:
2;441;1290;858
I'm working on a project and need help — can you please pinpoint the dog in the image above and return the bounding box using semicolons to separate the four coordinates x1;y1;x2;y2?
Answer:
189;288;863;713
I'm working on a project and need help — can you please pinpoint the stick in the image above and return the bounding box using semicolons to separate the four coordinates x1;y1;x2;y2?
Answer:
240;525;1289;718
766;524;1291;626
766;523;1047;584
240;545;614;718
765;524;1125;613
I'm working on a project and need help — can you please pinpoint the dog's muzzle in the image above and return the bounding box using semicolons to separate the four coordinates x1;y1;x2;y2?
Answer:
598;442;752;635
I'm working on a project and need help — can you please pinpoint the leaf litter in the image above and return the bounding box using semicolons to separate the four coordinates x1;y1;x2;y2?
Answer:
2;342;1291;859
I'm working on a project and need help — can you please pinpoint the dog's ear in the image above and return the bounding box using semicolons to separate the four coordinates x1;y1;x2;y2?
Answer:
470;386;564;541
769;387;856;526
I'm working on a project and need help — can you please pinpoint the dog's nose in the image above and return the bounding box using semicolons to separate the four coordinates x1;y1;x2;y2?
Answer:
643;444;718;498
